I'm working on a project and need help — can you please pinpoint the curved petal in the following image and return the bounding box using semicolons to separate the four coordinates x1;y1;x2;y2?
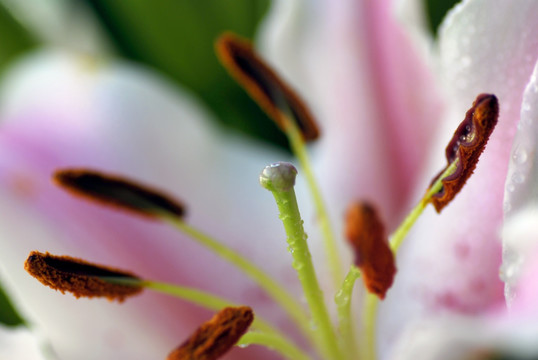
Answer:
0;51;296;359
380;0;538;356
503;60;538;216
0;326;47;360
258;0;443;227
501;206;538;312
390;314;538;360
501;61;538;306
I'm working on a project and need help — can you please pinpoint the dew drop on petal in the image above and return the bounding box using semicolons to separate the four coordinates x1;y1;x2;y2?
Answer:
503;201;512;214
511;172;526;184
512;146;529;165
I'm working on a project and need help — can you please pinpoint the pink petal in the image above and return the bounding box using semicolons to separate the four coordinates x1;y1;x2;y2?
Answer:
0;51;298;359
258;0;443;227
381;0;538;355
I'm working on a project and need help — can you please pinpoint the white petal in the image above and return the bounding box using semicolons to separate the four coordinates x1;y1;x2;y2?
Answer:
504;60;538;216
0;51;294;359
381;0;538;356
0;0;108;54
0;326;48;360
501;206;538;308
391;315;538;360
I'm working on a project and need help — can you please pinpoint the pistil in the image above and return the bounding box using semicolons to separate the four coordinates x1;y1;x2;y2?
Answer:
260;162;343;360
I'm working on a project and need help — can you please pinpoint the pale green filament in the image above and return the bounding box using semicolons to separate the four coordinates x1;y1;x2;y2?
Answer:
238;332;311;360
284;118;344;287
363;159;461;360
157;214;313;342
103;277;306;360
335;266;361;360
362;293;380;360
390;159;459;252
261;165;343;360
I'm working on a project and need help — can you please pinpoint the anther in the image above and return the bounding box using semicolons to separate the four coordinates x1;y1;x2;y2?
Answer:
167;306;254;360
54;169;185;219
215;32;320;141
429;94;499;212
345;202;396;299
24;251;142;302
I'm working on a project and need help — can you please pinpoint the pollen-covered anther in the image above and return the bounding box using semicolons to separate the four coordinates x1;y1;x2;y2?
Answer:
429;94;499;212
53;169;185;219
215;32;319;141
345;202;396;299
24;251;142;302
167;306;254;360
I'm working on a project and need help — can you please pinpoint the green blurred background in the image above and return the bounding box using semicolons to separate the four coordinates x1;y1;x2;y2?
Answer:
0;0;459;327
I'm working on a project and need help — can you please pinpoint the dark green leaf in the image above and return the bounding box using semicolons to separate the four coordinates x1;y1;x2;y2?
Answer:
0;4;36;79
0;280;25;327
425;0;462;37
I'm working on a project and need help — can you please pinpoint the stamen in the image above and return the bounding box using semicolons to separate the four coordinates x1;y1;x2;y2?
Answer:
215;32;319;141
167;306;253;360
237;332;310;360
24;251;142;302
429;94;499;212
53;169;185;219
345;202;396;299
216;32;343;288
55;168;312;344
106;277;308;359
334;266;361;360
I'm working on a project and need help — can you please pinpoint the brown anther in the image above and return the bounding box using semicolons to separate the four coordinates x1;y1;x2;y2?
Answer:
24;251;142;302
167;306;254;360
345;202;396;299
215;32;319;141
54;169;185;219
430;94;499;212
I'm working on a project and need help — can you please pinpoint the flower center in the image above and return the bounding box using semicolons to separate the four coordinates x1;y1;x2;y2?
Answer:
22;32;499;360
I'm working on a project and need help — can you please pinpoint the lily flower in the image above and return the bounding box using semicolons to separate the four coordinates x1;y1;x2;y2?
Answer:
0;0;537;359
259;0;538;356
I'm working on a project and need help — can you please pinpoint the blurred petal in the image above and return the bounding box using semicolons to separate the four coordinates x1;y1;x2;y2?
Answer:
0;326;47;360
380;0;538;354
258;0;443;226
501;206;538;310
390;315;538;360
0;51;294;359
0;0;108;54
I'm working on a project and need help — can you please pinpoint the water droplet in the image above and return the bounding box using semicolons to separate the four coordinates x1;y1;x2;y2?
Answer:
503;201;512;214
511;172;525;184
507;183;515;192
292;260;304;271
512;147;529;165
